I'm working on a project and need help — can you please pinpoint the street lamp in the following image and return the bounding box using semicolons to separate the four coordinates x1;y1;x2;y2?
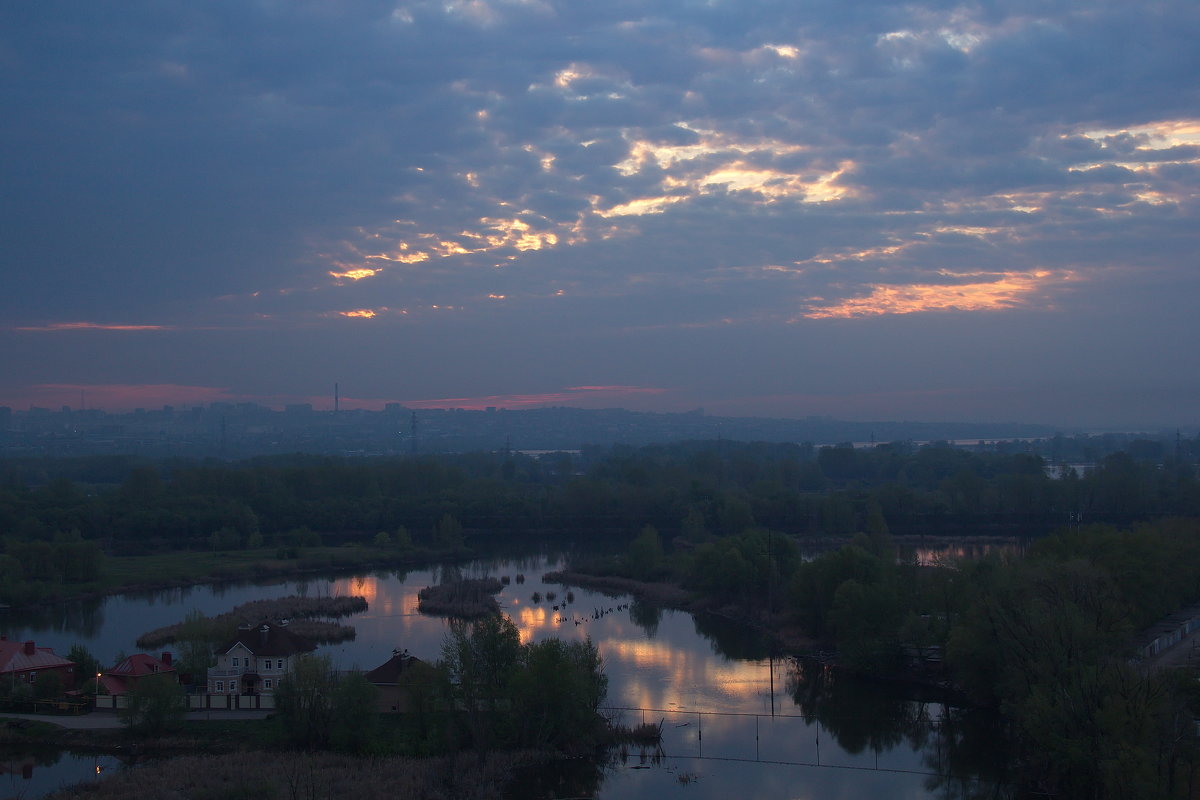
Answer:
94;672;101;704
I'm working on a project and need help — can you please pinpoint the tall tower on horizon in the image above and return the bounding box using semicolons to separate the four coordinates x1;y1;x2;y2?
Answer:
334;383;339;413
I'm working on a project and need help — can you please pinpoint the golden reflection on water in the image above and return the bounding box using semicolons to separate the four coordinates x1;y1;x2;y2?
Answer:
329;576;420;616
326;569;786;716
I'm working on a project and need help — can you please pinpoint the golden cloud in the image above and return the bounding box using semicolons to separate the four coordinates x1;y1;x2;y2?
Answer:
801;270;1068;319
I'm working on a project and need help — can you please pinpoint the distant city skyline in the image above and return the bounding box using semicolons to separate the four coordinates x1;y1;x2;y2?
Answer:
3;2;1197;429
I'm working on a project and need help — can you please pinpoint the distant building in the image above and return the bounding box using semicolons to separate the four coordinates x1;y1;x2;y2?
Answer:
208;621;315;696
0;638;74;690
1044;463;1095;480
100;652;177;695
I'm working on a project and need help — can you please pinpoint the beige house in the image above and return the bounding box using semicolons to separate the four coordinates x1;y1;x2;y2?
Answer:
207;621;315;696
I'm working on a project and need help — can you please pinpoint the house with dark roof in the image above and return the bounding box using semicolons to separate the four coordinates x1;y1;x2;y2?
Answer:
99;652;176;695
0;637;74;691
207;620;315;696
364;648;436;713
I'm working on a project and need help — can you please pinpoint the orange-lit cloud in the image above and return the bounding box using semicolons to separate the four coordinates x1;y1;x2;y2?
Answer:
328;267;380;283
11;383;239;410
13;322;169;332
800;270;1070;319
321;307;408;320
601;124;854;213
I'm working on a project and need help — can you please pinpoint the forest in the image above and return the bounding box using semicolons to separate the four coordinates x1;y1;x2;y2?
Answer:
1;434;1197;559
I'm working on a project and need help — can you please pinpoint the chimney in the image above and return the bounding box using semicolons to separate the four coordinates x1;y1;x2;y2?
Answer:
23;641;35;656
161;652;173;667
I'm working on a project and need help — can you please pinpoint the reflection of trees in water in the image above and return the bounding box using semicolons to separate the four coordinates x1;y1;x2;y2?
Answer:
690;614;772;661
502;750;605;800
628;599;661;637
788;660;1012;797
788;659;926;755
0;596;105;638
921;707;1015;800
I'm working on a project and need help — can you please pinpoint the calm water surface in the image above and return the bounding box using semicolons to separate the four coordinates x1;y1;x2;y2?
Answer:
0;552;1009;799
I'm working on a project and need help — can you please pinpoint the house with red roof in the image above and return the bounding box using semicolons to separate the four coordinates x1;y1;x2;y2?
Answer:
207;620;315;696
365;648;436;713
0;637;74;691
99;652;177;695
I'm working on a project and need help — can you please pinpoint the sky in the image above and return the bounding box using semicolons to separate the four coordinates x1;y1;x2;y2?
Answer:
2;0;1198;428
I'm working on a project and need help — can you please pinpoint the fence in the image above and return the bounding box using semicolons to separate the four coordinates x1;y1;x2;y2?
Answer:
0;698;89;715
94;693;275;711
598;705;977;781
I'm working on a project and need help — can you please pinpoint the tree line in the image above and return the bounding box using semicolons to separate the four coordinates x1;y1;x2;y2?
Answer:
2;438;1197;548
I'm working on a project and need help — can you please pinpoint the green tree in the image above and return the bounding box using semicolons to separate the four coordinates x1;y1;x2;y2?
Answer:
67;644;100;692
439;615;521;751
173;609;215;687
120;675;185;735
509;637;608;748
275;653;338;749
626;525;664;580
331;671;381;754
434;514;465;549
34;670;63;700
393;525;413;550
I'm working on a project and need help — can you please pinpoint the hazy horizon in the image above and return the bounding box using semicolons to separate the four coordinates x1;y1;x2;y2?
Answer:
3;2;1197;430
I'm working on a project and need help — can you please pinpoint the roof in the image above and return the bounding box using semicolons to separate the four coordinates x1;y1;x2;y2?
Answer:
107;653;175;678
99;675;129;695
216;621;316;658
0;640;73;674
365;650;424;685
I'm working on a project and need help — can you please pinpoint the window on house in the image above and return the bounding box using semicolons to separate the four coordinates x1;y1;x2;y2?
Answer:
230;681;237;694
28;672;36;682
232;657;239;667
264;679;272;689
263;659;272;670
216;681;224;692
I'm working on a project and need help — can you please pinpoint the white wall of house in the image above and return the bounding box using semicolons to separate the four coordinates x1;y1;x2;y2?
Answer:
206;642;293;695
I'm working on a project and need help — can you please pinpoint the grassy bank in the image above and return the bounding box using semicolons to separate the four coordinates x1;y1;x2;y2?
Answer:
1;543;466;610
45;748;550;800
543;570;817;653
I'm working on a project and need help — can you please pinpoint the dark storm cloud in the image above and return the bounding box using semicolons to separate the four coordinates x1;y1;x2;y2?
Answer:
2;0;1198;424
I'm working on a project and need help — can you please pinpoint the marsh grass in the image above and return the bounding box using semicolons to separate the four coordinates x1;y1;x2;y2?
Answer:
417;578;503;618
45;749;548;800
136;596;367;648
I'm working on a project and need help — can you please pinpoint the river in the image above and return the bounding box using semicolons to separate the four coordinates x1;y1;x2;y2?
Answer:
0;550;1011;799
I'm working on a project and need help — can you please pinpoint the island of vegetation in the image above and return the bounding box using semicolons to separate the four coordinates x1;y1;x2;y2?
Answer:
135;594;368;649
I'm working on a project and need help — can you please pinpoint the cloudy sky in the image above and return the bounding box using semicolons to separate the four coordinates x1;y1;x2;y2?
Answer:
2;0;1197;427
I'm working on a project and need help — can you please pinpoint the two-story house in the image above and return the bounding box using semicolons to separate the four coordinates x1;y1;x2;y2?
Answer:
207;620;315;696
